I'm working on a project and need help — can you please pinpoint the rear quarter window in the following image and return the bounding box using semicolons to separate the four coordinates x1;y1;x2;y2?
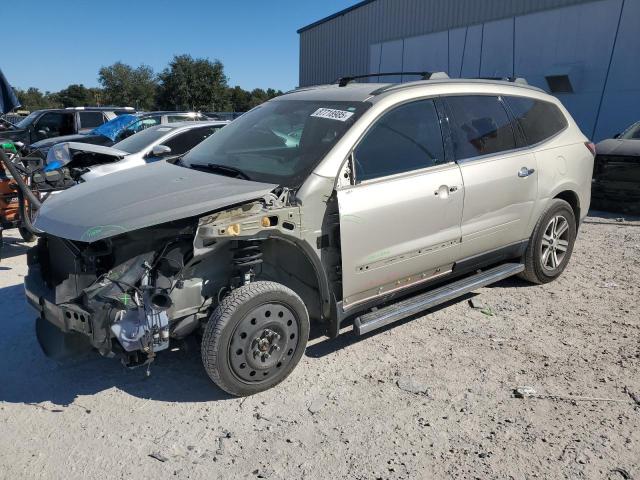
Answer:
505;96;568;146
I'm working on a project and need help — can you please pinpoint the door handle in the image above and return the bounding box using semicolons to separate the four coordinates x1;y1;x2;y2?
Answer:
518;167;535;178
434;185;459;197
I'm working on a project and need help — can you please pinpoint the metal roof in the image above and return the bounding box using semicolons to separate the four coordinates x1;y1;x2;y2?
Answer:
297;0;375;33
298;0;598;35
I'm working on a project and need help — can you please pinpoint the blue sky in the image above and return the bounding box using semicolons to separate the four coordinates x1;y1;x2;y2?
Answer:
4;0;357;93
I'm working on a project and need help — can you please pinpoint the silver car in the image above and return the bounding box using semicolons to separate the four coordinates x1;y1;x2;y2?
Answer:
24;76;594;396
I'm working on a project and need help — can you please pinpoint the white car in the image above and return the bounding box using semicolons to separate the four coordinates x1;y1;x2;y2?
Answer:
44;120;229;183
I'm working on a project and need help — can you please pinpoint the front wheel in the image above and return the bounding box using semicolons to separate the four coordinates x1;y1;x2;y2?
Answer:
201;281;310;396
520;199;577;284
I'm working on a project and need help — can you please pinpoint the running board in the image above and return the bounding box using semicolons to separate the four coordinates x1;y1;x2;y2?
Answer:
353;263;524;335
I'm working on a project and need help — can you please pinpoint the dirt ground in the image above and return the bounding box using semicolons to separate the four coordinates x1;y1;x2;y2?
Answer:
0;211;638;480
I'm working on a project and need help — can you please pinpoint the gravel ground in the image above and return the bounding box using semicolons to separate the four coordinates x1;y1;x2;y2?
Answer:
0;211;638;480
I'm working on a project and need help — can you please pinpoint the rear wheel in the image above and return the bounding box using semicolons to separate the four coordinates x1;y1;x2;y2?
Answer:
201;281;309;396
520;199;577;284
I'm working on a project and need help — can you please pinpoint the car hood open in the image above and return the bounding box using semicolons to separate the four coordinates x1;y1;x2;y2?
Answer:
33;161;277;242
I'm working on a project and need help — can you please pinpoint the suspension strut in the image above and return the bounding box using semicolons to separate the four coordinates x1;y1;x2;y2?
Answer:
232;240;263;284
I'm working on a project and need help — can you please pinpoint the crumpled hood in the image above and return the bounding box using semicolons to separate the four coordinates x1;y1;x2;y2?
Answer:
33;161;277;242
596;139;640;156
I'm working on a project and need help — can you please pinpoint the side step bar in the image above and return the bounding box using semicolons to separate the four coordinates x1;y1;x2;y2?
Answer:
353;263;524;335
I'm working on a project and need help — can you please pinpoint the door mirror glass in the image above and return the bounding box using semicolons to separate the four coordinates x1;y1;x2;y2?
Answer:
152;144;172;157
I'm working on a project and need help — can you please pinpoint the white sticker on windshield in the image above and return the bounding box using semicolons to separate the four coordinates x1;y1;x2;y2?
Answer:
311;108;354;122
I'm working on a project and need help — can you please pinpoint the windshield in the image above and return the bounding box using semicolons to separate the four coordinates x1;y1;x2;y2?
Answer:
620;122;640;140
90;114;138;141
14;111;40;129
113;125;174;153
181;100;370;187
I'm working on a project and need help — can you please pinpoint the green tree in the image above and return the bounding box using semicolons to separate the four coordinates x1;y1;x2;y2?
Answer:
98;62;157;110
56;84;94;107
227;86;252;112
157;55;229;111
14;87;61;111
226;85;283;112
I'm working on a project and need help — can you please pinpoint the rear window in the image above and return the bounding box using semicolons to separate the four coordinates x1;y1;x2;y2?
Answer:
505;96;568;145
445;95;517;160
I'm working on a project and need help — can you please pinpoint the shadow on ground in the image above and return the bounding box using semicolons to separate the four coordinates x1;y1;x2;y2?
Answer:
0;234;32;261
0;283;232;406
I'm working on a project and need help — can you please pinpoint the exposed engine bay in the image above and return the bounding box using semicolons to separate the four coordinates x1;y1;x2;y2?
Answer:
25;187;313;370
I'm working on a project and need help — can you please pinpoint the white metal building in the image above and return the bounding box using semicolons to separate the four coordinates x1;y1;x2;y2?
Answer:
298;0;640;140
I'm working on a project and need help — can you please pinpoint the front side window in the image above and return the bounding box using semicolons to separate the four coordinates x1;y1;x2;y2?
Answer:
505;96;568;145
35;112;75;137
181;100;371;187
353;99;445;182
446;95;516;160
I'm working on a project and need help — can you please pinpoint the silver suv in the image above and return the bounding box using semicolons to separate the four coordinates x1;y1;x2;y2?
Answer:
24;77;594;396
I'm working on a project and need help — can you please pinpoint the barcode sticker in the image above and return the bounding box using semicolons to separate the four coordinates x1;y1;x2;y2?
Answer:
310;108;354;122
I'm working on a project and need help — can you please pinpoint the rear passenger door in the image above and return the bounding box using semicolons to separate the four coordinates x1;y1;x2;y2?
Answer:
337;99;464;309
444;95;538;259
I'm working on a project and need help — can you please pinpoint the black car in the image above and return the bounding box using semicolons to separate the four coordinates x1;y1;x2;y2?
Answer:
0;107;134;145
592;121;640;214
28;111;210;155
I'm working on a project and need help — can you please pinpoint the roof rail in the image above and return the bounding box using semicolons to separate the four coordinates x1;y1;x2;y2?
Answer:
335;71;449;87
475;76;529;85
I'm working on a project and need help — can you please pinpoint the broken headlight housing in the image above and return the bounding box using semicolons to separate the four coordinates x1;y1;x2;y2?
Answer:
45;143;71;171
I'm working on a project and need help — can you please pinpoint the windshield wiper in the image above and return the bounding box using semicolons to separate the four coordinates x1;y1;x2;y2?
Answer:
193;163;251;180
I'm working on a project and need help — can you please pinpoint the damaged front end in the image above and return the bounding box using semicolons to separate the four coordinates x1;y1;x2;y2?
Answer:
26;220;198;367
25;184;305;370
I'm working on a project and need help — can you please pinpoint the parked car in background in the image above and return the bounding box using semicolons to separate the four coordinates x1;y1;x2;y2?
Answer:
76;120;228;181
33;120;228;190
0;107;135;145
28;111;210;156
592;121;640;214
23;75;594;396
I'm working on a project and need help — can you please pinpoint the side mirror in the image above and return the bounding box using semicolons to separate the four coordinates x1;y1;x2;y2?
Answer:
151;144;172;157
613;133;621;139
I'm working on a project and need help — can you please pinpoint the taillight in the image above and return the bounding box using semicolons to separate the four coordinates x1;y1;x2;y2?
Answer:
585;141;596;157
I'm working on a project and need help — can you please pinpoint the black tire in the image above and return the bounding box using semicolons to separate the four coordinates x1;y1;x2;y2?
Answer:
520;199;577;284
201;281;309;396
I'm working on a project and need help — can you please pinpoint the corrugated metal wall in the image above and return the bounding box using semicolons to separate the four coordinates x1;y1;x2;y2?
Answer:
299;0;595;86
298;0;640;140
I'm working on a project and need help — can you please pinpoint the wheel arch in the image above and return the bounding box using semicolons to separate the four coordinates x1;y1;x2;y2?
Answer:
256;232;333;327
553;189;581;225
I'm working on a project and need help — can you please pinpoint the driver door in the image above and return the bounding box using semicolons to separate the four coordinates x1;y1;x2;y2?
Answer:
337;99;464;309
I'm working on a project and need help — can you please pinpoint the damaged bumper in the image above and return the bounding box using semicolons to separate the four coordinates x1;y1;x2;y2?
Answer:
24;250;112;356
24;239;172;363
